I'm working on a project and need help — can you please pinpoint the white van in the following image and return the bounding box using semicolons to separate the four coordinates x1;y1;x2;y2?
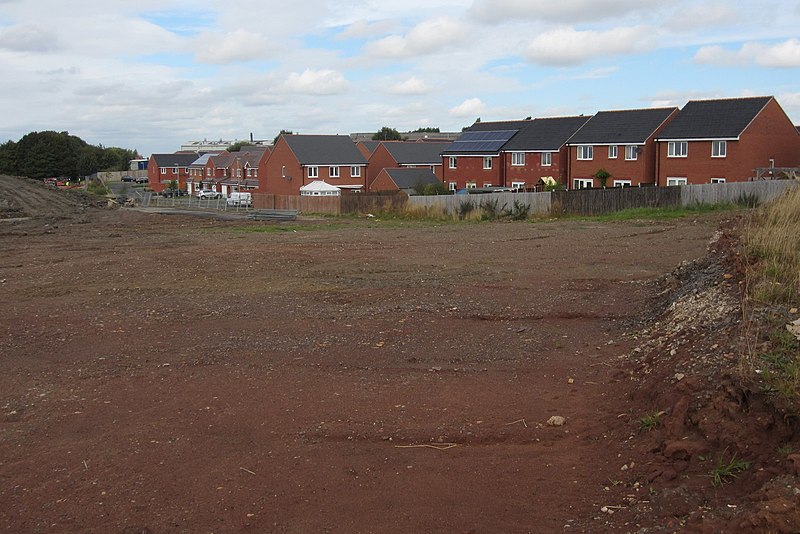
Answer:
226;191;252;207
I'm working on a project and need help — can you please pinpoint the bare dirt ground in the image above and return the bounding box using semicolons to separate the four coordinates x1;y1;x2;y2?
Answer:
1;175;798;532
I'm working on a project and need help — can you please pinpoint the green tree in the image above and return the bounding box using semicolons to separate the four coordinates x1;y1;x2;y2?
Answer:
593;168;612;188
0;140;18;175
412;127;440;133
227;141;258;152
273;130;293;144
372;127;403;141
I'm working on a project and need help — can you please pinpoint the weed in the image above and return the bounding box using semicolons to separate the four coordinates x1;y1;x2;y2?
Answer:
736;192;760;208
638;411;663;432
777;444;794;456
456;199;475;220
479;198;508;220
511;199;531;220
709;451;751;487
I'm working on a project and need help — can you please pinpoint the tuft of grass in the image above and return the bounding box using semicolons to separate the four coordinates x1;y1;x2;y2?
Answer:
777;444;794;456
638;411;663;432
577;203;738;222
709;451;751;487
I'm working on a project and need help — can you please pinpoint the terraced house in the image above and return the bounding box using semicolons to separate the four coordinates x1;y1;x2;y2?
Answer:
654;96;800;185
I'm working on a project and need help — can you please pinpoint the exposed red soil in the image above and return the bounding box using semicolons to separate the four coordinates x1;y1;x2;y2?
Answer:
1;175;798;533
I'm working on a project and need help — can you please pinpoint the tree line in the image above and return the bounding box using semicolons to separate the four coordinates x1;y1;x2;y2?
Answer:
0;131;138;180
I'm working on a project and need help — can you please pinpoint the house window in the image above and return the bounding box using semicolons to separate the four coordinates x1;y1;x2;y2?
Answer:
173;167;178;174
613;180;632;187
667;177;687;186
448;182;457;191
329;166;340;178
449;156;457;169
711;177;726;184
608;146;618;159
281;165;286;178
668;141;688;157
541;152;552;166
466;181;477;189
511;181;526;191
159;167;166;174
350;166;361;177
206;168;211;176
577;145;593;160
512;152;525;166
573;178;594;189
483;157;492;170
252;169;258;178
237;169;242;178
308;166;318;178
625;146;638;161
712;140;726;158
483;182;492;188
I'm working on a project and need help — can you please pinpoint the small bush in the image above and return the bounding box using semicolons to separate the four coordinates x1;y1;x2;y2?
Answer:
86;178;109;196
479;198;508;220
510;199;531;220
457;199;475;220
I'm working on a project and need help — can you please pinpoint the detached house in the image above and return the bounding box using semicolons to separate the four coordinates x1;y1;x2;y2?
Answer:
654;96;800;185
370;168;442;195
567;107;678;189
263;135;367;195
147;153;200;192
441;117;590;191
224;148;270;195
367;141;450;189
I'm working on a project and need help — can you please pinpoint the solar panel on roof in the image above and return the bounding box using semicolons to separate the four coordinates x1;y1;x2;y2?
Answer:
448;129;518;152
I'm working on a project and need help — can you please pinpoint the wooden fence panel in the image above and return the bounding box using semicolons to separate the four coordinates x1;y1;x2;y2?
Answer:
340;194;408;214
550;187;681;216
681;180;799;206
407;192;551;216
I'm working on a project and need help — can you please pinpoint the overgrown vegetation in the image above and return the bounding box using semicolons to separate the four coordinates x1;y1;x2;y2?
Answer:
85;177;110;196
742;187;800;408
709;451;751;487
577;203;739;221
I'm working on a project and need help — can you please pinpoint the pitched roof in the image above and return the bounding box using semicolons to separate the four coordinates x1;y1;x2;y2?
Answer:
358;141;382;155
282;135;367;165
235;148;270;167
655;96;773;140
188;152;222;167
382;168;441;190
300;180;341;192
381;141;450;164
568;107;678;145
507;116;592;151
210;153;235;168
150;153;200;167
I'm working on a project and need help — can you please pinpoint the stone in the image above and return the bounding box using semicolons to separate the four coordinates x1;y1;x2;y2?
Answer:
547;416;566;427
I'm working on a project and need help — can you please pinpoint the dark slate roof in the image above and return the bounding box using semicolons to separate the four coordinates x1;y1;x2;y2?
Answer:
508;116;592;151
283;135;366;165
210;153;235;168
656;96;773;140
151;153;200;167
237;148;270;166
383;168;441;190
358;141;381;155
382;141;451;164
568;107;678;145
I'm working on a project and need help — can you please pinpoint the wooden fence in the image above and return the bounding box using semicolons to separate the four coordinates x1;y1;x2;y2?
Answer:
551;186;681;216
407;192;552;216
681;180;798;206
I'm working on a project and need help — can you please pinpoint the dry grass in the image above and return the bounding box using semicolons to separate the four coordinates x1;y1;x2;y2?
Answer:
744;186;800;304
742;186;800;406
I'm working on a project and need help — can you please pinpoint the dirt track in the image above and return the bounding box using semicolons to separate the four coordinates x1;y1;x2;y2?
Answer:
0;187;729;533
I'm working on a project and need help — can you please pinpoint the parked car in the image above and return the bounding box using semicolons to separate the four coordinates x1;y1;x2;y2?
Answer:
121;175;134;182
134;176;148;184
197;189;222;199
226;191;252;207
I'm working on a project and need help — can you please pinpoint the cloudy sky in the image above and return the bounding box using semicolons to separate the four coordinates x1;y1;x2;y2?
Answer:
1;0;799;156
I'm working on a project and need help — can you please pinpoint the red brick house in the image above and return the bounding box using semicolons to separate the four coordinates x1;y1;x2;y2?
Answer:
654;96;800;185
367;141;450;189
147;153;200;192
567;107;678;189
262;135;367;195
441;117;590;191
356;141;381;160
226;148;270;194
187;152;224;194
370;167;441;194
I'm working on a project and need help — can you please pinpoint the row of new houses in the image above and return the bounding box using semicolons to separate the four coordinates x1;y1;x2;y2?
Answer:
147;96;800;196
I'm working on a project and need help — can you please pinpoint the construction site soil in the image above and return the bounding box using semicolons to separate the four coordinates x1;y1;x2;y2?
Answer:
1;175;798;533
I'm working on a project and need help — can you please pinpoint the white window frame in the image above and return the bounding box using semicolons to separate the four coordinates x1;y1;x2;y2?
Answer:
329;166;340;178
711;177;726;184
613;180;632;187
608;146;618;159
483;157;492;170
350;166;361;177
668;141;688;158
511;152;525;166
206;168;211;176
308;166;318;179
159;167;166;174
712;140;726;158
573;178;594;189
667;177;687;186
448;182;457;191
466;181;477;189
237;169;242;178
173;167;178;174
511;181;526;191
449;156;457;169
541;152;552;167
281;165;286;178
625;146;638;161
577;145;593;161
483;182;492;188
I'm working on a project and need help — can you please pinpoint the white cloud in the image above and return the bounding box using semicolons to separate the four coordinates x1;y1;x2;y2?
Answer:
367;17;468;58
469;0;664;24
336;19;396;40
695;38;800;68
283;69;349;95
388;76;431;95
0;24;59;52
665;2;739;31
450;97;486;117
194;29;272;64
525;26;654;66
